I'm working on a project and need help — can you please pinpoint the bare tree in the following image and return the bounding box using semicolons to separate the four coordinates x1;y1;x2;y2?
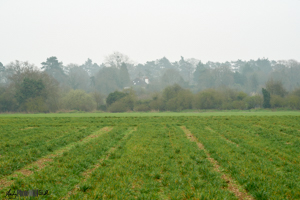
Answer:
104;52;133;69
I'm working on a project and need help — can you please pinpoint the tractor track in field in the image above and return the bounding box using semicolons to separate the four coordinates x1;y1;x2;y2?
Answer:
0;127;113;191
205;126;239;147
61;127;136;200
181;126;254;200
221;123;300;164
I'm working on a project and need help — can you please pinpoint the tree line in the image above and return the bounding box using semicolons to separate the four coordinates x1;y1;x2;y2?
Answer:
0;53;299;113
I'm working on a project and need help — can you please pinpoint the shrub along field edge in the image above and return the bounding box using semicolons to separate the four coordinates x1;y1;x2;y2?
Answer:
0;110;300;117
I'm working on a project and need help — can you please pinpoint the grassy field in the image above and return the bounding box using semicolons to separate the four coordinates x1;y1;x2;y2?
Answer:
0;110;300;117
1;115;300;199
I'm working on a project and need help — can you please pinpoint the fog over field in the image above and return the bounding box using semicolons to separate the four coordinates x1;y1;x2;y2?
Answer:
1;0;300;65
0;0;300;113
1;2;300;199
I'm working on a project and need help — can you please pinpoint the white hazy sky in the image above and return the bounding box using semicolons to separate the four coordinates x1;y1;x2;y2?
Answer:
1;0;300;66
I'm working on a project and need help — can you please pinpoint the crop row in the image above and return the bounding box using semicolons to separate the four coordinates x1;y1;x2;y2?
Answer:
186;121;300;199
1;116;300;199
220;118;300;161
0;125;101;178
0;126;131;198
69;124;236;199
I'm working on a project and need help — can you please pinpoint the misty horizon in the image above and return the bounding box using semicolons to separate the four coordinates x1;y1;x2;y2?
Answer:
1;0;300;66
1;0;300;113
1;1;300;198
1;53;299;69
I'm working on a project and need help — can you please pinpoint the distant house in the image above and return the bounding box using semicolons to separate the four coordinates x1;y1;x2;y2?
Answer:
250;92;259;96
132;77;148;87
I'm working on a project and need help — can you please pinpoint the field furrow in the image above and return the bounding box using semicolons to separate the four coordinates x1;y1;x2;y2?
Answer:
63;127;136;199
1;116;300;199
181;126;253;200
71;124;174;199
0;126;116;197
219;119;300;163
186;122;300;199
0;125;102;178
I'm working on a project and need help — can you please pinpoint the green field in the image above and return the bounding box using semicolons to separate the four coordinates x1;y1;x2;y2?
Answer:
0;110;300;117
1;115;300;199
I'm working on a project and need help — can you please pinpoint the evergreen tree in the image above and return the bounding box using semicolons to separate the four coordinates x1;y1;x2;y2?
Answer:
16;78;45;104
233;72;246;86
119;63;131;88
0;62;4;72
178;56;194;82
193;61;206;83
80;58;101;76
41;57;66;84
249;74;259;92
106;91;127;106
95;67;120;95
41;57;63;71
262;88;271;108
0;62;5;84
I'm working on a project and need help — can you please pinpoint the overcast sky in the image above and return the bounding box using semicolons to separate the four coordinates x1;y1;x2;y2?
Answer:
1;0;300;66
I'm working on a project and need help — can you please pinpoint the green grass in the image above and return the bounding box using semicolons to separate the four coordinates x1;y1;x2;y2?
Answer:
0;119;102;178
71;124;235;199
186;117;300;199
0;110;300;117
1;116;300;199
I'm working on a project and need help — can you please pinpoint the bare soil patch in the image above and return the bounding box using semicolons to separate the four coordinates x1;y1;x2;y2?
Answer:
20;127;37;130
